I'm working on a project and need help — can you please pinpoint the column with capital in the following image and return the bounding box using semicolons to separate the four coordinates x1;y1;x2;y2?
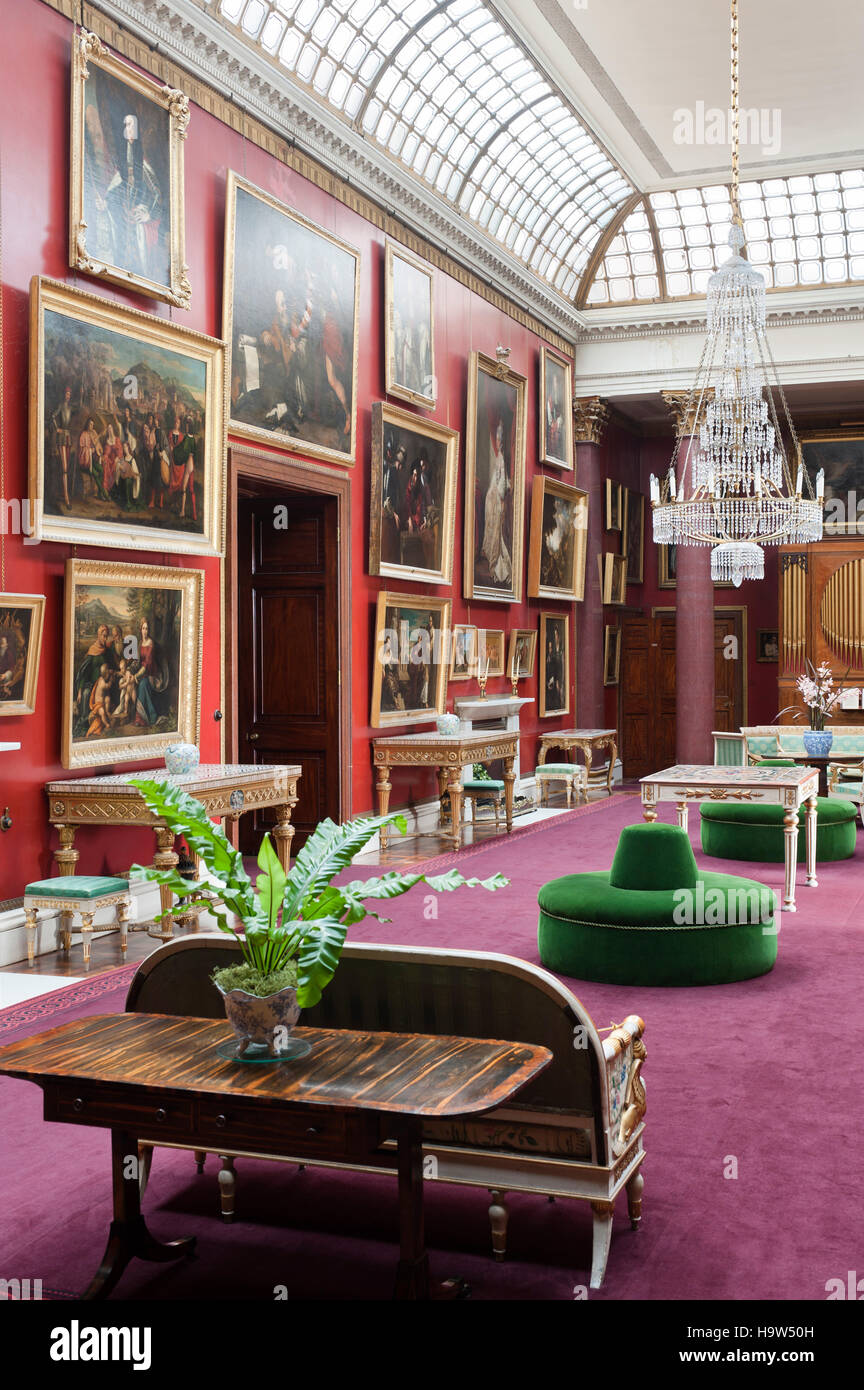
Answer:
573;396;610;728
662;390;716;765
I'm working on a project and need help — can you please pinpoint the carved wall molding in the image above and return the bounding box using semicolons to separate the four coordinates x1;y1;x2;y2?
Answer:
572;396;610;446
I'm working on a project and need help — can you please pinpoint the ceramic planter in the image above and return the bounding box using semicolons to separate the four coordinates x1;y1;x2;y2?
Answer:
803;729;833;757
164;742;201;776
215;979;302;1057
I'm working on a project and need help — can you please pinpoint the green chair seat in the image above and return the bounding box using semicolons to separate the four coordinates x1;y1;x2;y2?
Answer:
700;797;857;864
25;875;129;899
462;779;505;792
537;763;582;775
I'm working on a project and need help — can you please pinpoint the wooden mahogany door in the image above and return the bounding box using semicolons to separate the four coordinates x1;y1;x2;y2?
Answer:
713;609;746;732
620;612;676;778
236;492;340;852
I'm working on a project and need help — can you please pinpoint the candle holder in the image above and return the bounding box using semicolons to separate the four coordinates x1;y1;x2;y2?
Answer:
477;669;488;700
511;673;519;697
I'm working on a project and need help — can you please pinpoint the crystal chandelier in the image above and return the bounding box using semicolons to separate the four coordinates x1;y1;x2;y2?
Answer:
650;0;823;587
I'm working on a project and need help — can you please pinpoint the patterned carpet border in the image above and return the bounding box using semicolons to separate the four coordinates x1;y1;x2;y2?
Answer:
0;964;137;1033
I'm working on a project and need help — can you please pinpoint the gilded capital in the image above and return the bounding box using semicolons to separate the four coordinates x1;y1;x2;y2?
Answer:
572;396;610;445
661;389;714;437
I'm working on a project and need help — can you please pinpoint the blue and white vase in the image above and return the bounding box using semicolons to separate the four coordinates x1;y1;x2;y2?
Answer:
802;729;833;757
164;742;201;776
436;713;461;735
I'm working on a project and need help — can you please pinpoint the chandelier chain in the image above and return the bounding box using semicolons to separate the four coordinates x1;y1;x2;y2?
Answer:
730;0;740;225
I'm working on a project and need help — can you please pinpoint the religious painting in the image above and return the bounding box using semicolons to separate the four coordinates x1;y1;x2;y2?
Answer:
478;629;505;678
224;172;360;466
600;552;627;605
658;542;677;589
623;488;644;584
464;351;527;603
539;612;570;718
29;277;224;556
527;475;588;601
508;627;537;682
606;479;622;530
370;592;450;728
368;402;458;585
384;242;435;409
70;30;190;308
449;624;478;681
539;345;573;470
800;432;864;535
0;594;45;717
62;558;203;769
604;625;621;686
757;629;780;663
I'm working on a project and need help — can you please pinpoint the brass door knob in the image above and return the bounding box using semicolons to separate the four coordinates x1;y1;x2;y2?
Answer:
248;732;260;742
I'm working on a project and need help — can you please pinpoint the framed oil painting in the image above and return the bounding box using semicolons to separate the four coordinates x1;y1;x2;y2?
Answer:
371;592;451;728
527;475;588;601
368;401;458;585
606;479;622;530
539;345;573;470
508;628;537;682
29;277;224;556
224;172;360;467
539;612;570;718
478;629;505;678
658;543;677;589
623;488;644;584
757;629;780;662
62;558;203;769
604;625;621;686
384;242;435;409
70;30;190;309
449;624;478;681
600;552;627;605
464;351;527;603
0;594;45;717
801;432;864;534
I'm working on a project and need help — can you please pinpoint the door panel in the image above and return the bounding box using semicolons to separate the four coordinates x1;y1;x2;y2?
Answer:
713;610;745;732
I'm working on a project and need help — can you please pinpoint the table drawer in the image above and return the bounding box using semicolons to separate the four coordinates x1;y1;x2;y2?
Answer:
45;1083;194;1135
195;1099;349;1158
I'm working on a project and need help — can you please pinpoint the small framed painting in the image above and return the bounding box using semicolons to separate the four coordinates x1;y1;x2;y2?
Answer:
384;242;436;409
757;629;780;663
623;489;644;584
368;401;458;585
606;479;623;530
604;625;622;686
800;431;864;534
539;612;570;718
527;475;588;601
449;624;478;681
600;553;627;605
464;350;527;603
371;592;451;727
508;628;537;682
478;628;505;678
539;345;573;470
0;594;46;717
658;543;677;589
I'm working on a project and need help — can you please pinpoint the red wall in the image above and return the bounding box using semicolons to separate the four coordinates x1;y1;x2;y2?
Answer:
0;0;579;900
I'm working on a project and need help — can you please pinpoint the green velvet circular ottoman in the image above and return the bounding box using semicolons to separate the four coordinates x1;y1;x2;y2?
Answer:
537;823;777;986
700;797;857;864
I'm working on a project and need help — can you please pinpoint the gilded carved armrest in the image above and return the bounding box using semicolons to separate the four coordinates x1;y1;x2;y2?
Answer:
828;759;864;791
603;1015;646;1152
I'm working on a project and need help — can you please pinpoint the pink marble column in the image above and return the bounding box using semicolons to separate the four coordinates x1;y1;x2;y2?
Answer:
574;397;610;728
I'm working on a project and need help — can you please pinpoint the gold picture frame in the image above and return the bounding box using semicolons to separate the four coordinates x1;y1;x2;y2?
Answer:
478;629;505;678
368;400;458;585
0;594;46;717
800;430;864;535
449;624;478;681
464;350;527;603
599;552;627;605
224;171;361;467
384;242;436;409
29;276;225;556
623;488;644;584
539;345;574;470
527;475;588;601
603;625;621;686
70;30;191;309
658;543;676;589
539;612;570;718
757;629;780;663
62;558;203;769
370;592;451;728
605;478;623;530
508;628;537;682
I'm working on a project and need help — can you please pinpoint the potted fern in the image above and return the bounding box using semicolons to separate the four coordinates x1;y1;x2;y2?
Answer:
130;779;508;1060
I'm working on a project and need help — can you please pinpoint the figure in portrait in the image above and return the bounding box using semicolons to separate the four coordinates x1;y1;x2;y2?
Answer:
482;419;513;588
370;403;456;584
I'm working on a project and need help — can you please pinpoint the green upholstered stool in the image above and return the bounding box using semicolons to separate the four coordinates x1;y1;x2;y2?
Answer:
23;875;130;968
462;779;506;828
700;797;857;864
535;762;588;807
537;823;777;986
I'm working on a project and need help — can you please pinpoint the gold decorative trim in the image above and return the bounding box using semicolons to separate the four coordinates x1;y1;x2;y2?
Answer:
661;388;715;437
572;396;609;446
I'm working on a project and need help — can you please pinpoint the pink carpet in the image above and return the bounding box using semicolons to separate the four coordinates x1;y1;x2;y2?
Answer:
1;794;861;1300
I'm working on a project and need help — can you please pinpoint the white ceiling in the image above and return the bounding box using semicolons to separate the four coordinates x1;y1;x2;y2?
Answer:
497;0;864;190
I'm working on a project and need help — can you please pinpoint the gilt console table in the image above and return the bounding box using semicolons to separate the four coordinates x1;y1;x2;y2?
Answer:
537;728;618;795
45;764;301;938
639;763;820;912
373;729;518;849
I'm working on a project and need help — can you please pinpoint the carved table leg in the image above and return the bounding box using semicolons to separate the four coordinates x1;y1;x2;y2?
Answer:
375;765;392;849
24;906;38;966
606;740;617;795
805;794;818;888
503;756;516;834
590;1200;614;1290
80;911;95;969
116;901;129;957
149;826;179;940
583;745;594;789
783;806;800;912
273;802;296;873
626;1169;644;1230
447;768;463;848
642;797;657;824
54;824;79;876
676;800;689;834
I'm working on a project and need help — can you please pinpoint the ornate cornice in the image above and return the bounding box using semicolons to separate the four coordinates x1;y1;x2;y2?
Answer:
661;389;714;438
572;396;610;445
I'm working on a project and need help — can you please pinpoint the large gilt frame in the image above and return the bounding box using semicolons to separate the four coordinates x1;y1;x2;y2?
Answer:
62;558;203;770
370;591;451;729
29;276;225;556
463;350;527;603
70;30;191;309
0;593;46;717
527;474;588;601
538;344;574;470
539;611;571;719
384;241;436;410
368;400;458;585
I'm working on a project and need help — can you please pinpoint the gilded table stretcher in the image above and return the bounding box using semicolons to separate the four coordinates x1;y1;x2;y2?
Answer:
537;728;618;795
373;730;518;849
45;764;301;938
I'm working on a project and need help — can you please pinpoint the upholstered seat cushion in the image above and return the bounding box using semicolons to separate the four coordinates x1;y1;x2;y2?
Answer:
462;779;505;792
609;821;698;891
700;797;857;863
536;763;583;775
25;875;129;899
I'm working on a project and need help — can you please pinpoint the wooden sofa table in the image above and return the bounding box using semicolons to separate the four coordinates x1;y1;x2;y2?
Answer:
0;1012;550;1301
373;729;518;848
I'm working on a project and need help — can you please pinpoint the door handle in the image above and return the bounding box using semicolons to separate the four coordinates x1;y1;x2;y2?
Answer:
247;732;259;742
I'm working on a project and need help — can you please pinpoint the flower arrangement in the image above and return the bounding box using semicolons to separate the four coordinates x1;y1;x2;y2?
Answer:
792;661;851;731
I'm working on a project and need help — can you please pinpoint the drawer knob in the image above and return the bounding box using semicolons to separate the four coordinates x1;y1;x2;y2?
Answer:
306;1126;320;1136
215;1113;228;1128
155;1108;167;1123
73;1096;85;1113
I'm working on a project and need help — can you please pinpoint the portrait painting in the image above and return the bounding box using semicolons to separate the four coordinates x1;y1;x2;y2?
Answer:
29;277;225;556
62;558;203;769
801;433;864;534
70;30;190;308
606;479;622;530
224;173;360;466
449;624;477;681
0;594;45;717
368;402;458;585
385;243;435;409
757;629;780;663
623;488;644;584
600;552;628;605
528;475;588;601
539;612;570;718
658;542;677;589
539;346;573;470
464;351;527;603
371;593;450;728
604;625;622;686
478;629;505;678
508;628;537;682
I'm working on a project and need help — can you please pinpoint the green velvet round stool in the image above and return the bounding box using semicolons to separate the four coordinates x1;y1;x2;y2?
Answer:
537;823;777;987
700;796;857;864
